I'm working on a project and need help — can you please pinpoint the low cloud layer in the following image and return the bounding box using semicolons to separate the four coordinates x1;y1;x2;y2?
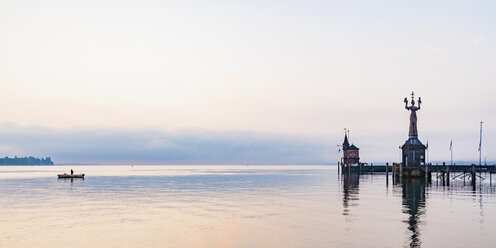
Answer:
0;123;492;165
0;124;333;165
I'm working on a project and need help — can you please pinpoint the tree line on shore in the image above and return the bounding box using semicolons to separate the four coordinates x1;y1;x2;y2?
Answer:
0;156;53;165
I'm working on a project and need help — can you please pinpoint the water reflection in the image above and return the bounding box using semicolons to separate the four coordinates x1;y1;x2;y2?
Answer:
341;173;428;247
341;172;359;217
399;177;426;248
1;166;496;248
341;171;496;248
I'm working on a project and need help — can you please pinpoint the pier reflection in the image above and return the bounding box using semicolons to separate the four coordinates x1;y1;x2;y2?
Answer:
340;172;428;247
341;172;360;217
399;177;426;248
335;169;496;247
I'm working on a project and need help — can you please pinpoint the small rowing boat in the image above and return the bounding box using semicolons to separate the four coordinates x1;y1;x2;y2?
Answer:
57;173;85;179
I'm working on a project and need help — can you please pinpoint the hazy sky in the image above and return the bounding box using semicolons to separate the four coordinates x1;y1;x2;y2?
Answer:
0;0;494;164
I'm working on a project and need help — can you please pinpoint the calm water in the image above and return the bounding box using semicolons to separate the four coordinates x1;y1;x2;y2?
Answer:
1;165;495;248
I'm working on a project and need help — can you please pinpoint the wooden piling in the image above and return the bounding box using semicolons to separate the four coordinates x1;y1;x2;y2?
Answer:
400;160;404;178
425;163;429;181
392;163;395;183
471;164;476;186
436;163;439;182
443;162;450;186
445;162;450;186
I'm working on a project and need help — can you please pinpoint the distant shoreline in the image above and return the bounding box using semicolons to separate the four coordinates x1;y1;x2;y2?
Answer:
0;156;53;165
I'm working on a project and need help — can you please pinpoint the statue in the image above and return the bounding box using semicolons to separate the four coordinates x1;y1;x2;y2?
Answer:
404;92;422;138
401;91;426;169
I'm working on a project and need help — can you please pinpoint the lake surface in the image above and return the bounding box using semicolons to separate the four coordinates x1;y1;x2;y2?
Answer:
1;165;495;247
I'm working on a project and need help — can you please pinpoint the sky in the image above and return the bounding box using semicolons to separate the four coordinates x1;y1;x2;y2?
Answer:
0;0;494;164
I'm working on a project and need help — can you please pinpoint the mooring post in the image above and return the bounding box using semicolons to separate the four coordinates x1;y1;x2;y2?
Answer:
386;162;389;177
441;163;445;186
446;161;450;182
425;163;429;181
338;162;340;175
392;163;395;183
445;162;450;186
436;163;439;181
401;158;404;178
471;164;476;186
472;165;476;191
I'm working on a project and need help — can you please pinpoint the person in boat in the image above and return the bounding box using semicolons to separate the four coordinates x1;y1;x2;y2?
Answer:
71;169;73;175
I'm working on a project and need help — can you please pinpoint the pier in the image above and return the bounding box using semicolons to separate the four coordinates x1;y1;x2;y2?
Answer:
337;92;491;182
336;92;491;191
340;163;496;188
339;163;496;174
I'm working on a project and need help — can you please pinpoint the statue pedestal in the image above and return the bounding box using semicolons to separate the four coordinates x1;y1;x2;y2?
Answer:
395;166;425;177
401;137;426;169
